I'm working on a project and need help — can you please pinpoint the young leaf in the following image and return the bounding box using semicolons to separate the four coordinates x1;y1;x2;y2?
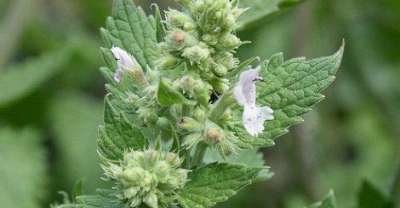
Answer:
157;79;190;106
258;43;344;142
238;0;304;30
100;0;158;70
0;128;46;208
176;163;262;208
357;180;394;208
77;189;127;208
98;96;148;161
308;190;336;208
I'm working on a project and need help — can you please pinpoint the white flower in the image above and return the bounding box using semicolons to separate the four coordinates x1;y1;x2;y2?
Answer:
234;68;274;136
111;46;140;82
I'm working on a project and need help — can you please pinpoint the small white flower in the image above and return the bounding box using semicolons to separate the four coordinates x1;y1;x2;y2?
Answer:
111;46;140;82
234;68;274;136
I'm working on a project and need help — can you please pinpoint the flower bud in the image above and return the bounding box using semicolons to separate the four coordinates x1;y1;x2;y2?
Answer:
156;54;178;69
143;193;158;208
219;33;241;49
213;64;228;77
206;127;224;143
166;30;197;51
103;150;188;208
193;107;207;121
182;43;210;64
177;117;202;132
156;117;171;130
166;9;196;31
137;107;158;124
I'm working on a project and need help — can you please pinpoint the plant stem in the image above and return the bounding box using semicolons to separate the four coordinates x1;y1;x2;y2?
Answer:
192;142;208;167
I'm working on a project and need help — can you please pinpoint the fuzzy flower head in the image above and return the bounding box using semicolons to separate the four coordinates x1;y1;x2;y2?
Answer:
103;149;189;208
234;68;274;136
111;46;141;83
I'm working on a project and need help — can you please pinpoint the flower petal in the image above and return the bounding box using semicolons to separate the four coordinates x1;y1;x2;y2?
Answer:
111;47;140;83
243;105;274;136
233;68;262;106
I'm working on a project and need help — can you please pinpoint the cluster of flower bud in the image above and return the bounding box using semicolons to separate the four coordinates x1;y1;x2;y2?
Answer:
157;0;246;94
103;149;189;208
177;116;239;155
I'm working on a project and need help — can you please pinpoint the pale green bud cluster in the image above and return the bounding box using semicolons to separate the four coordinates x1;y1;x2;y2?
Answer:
157;0;246;94
103;150;189;208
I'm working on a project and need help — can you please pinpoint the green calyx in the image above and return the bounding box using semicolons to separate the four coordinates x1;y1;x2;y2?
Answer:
158;0;245;94
103;149;189;208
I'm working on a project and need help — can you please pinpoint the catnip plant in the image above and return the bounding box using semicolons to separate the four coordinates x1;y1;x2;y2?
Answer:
52;0;343;207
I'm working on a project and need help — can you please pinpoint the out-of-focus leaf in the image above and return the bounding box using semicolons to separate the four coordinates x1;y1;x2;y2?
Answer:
308;191;336;208
357;180;394;208
0;45;75;108
0;127;46;208
238;0;304;30
49;93;103;192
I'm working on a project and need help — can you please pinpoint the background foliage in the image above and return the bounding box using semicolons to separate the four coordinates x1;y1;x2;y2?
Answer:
0;0;399;208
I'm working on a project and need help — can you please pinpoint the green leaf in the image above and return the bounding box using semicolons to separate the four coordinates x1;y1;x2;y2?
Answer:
98;96;148;161
100;0;158;70
176;163;261;208
0;128;46;208
49;93;103;192
157;78;190;106
357;180;394;208
77;189;128;208
308;191;336;208
0;46;74;108
203;149;273;181
258;43;344;142
238;0;304;30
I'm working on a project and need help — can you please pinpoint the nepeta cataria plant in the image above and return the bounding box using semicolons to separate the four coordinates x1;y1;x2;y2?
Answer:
52;0;343;207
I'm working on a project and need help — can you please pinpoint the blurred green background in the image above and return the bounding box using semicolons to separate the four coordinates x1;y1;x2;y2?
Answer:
0;0;399;208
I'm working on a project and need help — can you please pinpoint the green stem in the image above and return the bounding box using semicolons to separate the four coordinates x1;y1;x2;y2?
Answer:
209;90;236;123
192;142;208;167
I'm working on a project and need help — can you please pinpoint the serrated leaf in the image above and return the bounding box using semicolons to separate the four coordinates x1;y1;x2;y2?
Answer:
49;93;103;192
357;180;394;208
258;43;344;142
77;189;128;208
100;0;158;70
0;128;46;208
238;0;304;30
0;46;73;108
307;191;336;208
203;149;273;181
98;96;148;160
157;78;190;106
176;163;261;208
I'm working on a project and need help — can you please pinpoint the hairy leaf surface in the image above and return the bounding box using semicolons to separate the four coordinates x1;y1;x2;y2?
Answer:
257;44;344;142
176;163;261;208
